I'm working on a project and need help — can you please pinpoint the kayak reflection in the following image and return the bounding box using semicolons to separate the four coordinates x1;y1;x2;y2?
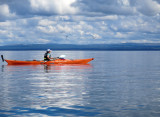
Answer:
1;64;93;73
44;64;93;73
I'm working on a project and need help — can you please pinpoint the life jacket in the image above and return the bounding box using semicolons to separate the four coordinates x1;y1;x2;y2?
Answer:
44;52;51;61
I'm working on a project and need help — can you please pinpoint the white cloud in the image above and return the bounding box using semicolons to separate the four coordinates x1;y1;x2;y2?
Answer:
0;21;11;27
110;25;118;31
0;30;7;34
38;19;54;26
72;15;118;22
0;4;15;20
30;0;78;15
78;30;84;35
121;39;160;44
85;32;101;39
37;25;57;34
132;0;160;16
76;0;136;16
115;32;128;38
91;33;101;39
0;4;10;16
7;32;14;38
54;16;70;21
37;38;50;43
1;0;160;45
118;0;130;6
57;24;72;33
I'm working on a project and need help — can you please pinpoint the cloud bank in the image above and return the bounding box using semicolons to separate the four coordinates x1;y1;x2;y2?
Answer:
0;0;160;45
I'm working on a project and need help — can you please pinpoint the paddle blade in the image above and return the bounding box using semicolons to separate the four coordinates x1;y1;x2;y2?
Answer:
1;55;4;62
59;55;66;59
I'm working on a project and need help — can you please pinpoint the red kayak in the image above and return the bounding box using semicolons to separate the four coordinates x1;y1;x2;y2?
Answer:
1;55;94;65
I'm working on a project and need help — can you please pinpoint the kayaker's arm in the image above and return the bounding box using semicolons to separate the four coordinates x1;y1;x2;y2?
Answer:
47;55;50;60
47;55;53;61
47;54;58;61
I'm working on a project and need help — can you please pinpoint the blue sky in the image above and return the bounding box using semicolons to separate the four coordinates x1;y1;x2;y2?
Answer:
0;0;160;45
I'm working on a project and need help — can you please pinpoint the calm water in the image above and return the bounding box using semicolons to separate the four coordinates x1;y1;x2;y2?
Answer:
1;51;160;117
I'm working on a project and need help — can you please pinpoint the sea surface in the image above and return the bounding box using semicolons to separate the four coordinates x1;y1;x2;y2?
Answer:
1;50;160;117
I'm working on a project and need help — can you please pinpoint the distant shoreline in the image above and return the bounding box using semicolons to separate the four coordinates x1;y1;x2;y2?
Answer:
1;49;160;51
1;43;160;51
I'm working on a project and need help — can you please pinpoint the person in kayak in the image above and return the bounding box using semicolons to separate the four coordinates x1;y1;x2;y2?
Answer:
44;49;53;61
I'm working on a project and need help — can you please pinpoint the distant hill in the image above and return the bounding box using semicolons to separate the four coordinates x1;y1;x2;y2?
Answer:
1;43;160;50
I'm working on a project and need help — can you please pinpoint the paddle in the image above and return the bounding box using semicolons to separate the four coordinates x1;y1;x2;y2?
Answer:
59;55;66;59
53;55;66;60
1;55;4;62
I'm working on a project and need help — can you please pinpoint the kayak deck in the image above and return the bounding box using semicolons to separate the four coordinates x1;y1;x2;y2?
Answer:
5;58;94;65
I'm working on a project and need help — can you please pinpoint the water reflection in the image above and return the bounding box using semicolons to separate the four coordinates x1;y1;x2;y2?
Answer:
0;64;99;116
0;106;100;116
43;64;92;73
3;50;160;116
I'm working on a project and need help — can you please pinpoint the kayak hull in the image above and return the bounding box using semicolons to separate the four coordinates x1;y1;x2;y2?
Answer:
5;58;94;65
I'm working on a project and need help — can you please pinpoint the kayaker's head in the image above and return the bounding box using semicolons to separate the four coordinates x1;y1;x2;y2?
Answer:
47;49;51;53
